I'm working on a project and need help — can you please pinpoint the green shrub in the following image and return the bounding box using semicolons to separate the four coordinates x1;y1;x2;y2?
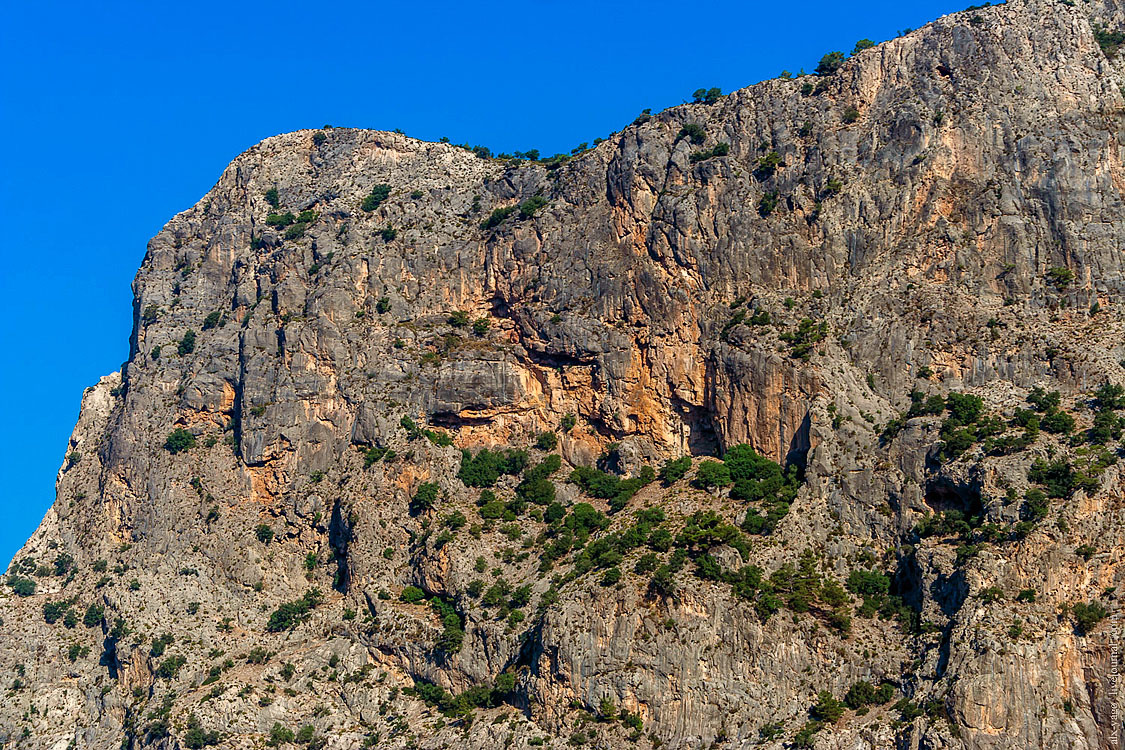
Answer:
480;205;517;229
842;106;860;124
150;633;174;657
267;724;295;747
569;465;652;512
312;131;327;146
758;191;779;216
164;428;196;454
155;654;187;679
448;310;470;327
1094;24;1125;57
1093;382;1125;411
458;448;527;487
472;317;490;336
364;446;389;467
561;413;577;431
178;329;196;355
676;123;706;145
780;318;828;359
1029;458;1097;499
1073;600;1108;632
812;691;845;722
361;184;392;212
1040;408;1075;434
724;444;800;504
689;142;730;162
692;460;731;489
519;195;548;218
265;589;322;632
1089;410;1124;444
851;39;875;55
83;602;105;627
653;456;691;486
1027;386;1061;411
43;600;70;624
401;586;426;603
1046;266;1075;288
692;87;723;104
755;151;783;179
844;680;893;709
381;226;397;242
411;482;440;513
266;212;295;227
255;524;274;544
264;188;280;208
815;51;845;75
202;311;222;330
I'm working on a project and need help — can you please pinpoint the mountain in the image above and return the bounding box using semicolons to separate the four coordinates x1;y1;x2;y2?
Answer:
3;0;1125;747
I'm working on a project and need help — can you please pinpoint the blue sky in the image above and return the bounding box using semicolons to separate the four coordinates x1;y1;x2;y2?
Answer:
0;0;966;566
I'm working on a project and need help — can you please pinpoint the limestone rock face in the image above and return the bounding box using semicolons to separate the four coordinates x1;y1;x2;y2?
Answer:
3;1;1125;748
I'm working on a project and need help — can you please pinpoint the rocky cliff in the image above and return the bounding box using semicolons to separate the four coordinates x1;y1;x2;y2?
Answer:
4;0;1125;748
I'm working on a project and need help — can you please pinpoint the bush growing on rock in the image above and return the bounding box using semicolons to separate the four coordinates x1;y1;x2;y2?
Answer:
361;184;391;212
177;329;196;355
400;586;426;604
458;448;527;487
816;51;845;75
851;39;875;55
480;205;517;229
1072;601;1108;633
265;589;322;632
519;195;548;219
658;456;692;485
691;460;731;489
692;87;723;104
164;428;196;454
83;602;104;628
758;191;779;216
411;482;440;513
676;123;706;145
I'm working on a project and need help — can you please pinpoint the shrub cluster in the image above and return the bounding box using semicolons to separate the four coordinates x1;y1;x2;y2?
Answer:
361;184;392;212
458;448;529;487
568;464;655;513
265;589;322;632
689;142;730;162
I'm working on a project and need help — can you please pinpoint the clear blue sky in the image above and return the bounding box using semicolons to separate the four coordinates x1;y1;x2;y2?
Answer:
0;0;965;567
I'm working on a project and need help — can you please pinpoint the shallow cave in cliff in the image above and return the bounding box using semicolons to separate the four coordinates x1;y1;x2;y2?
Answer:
429;410;494;427
672;398;720;456
923;477;983;519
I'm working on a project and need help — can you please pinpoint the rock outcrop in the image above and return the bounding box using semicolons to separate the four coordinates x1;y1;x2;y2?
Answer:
3;1;1125;748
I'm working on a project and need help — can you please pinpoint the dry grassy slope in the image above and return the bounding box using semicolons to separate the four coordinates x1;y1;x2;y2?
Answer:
2;0;1125;748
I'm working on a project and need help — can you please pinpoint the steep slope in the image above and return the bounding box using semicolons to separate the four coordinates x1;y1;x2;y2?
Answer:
3;0;1125;748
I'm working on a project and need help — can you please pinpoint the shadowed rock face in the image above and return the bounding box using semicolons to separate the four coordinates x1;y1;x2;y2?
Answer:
3;0;1125;748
